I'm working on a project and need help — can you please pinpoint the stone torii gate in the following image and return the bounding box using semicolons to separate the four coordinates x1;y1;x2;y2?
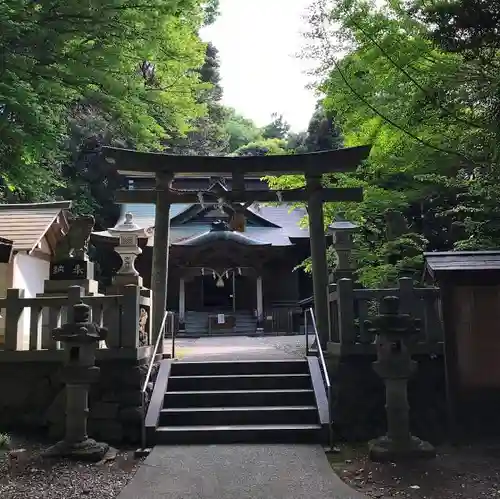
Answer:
102;145;371;352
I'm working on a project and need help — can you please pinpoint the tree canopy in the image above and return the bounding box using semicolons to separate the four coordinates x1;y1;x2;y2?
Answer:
5;0;497;289
268;0;500;286
0;0;210;212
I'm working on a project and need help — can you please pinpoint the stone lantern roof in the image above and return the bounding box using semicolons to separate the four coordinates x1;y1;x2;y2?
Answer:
328;213;358;233
108;212;153;237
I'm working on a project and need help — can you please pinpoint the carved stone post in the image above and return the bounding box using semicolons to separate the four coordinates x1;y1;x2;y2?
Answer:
44;299;109;461
365;296;435;462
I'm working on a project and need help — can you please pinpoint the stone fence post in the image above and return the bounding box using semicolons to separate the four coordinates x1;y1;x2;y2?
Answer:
121;285;140;348
337;278;356;344
4;288;25;351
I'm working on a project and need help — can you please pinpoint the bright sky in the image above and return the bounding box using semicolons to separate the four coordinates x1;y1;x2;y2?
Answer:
201;0;317;132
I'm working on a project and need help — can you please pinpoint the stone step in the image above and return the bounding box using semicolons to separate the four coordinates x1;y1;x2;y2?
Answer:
163;389;315;408
171;359;309;376
167;373;311;391
148;358;325;446
155;423;322;444
176;331;254;338
159;405;318;426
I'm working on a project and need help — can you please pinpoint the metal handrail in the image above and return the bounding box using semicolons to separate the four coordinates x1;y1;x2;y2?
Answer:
140;310;171;450
305;307;334;452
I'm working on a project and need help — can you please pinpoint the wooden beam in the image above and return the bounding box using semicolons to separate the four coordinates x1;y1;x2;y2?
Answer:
115;187;364;204
102;145;371;174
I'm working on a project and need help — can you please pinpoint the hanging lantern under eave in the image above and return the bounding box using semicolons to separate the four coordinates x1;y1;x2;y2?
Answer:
216;275;225;288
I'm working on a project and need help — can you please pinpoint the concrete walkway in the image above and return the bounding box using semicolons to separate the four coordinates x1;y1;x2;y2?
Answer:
175;335;313;361
118;444;366;499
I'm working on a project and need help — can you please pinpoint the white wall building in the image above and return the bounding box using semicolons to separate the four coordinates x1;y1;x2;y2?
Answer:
0;201;71;348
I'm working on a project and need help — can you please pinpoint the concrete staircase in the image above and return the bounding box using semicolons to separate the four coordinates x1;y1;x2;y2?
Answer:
181;310;257;337
146;359;324;444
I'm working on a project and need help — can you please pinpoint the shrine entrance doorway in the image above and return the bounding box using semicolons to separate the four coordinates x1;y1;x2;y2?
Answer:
202;274;233;310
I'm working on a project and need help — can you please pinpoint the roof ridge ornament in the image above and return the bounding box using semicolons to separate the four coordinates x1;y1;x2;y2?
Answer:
210;220;230;232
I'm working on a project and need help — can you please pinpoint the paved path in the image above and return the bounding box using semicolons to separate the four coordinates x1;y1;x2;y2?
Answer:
118;444;366;499
175;335;314;361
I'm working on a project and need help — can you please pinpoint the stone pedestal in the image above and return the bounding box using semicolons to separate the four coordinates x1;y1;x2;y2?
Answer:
365;296;435;462
47;259;99;294
38;260;103;349
368;374;435;461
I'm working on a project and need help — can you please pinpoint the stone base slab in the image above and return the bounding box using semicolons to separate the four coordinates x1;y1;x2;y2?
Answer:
43;278;99;295
369;435;436;462
106;284;151;298
43;438;109;462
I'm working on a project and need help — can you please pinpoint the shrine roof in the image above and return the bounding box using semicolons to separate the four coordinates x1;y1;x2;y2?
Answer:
0;201;71;254
424;251;500;275
173;229;270;247
92;202;309;247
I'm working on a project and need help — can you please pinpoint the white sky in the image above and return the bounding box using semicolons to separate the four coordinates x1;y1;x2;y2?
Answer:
200;0;317;132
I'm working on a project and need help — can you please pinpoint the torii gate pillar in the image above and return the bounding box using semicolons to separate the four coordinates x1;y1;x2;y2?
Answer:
306;175;330;350
151;172;172;355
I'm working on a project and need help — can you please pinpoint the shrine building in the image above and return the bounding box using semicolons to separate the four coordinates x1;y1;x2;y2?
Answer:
92;175;317;336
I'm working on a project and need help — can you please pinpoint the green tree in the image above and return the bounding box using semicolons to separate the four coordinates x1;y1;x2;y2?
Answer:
0;0;208;203
223;109;263;152
269;0;500;286
234;138;288;156
167;41;229;156
203;0;220;25
262;113;291;140
286;131;309;153
304;102;343;152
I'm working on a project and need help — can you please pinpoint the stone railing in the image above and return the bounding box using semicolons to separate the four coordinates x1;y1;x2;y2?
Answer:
0;284;151;359
328;277;443;356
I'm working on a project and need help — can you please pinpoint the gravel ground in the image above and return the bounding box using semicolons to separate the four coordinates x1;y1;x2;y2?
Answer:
0;434;143;499
329;442;500;498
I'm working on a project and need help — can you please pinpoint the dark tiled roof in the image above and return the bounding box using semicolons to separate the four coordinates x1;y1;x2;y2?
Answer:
174;229;270;247
424;251;500;273
93;202;309;247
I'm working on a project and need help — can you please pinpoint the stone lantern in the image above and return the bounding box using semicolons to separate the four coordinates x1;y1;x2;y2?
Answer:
364;296;435;462
45;299;109;461
328;212;358;283
108;212;154;288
